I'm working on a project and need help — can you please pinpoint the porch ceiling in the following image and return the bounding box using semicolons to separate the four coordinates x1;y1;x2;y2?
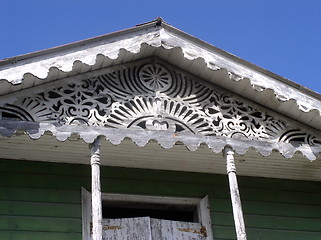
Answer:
1;133;320;182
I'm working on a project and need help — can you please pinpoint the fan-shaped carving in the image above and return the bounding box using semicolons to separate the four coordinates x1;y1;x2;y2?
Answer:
0;60;319;146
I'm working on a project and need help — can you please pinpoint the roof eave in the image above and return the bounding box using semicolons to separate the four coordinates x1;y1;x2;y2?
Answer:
0;18;320;101
0;19;160;66
160;22;321;101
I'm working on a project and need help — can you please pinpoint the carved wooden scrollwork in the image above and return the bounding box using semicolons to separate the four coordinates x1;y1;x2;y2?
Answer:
0;60;320;146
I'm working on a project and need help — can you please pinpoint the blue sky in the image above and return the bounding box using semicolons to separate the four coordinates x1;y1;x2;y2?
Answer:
1;1;320;94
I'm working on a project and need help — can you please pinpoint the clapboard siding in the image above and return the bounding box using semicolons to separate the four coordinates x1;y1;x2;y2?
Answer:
0;201;81;218
0;159;85;240
214;212;321;232
1;159;321;240
213;226;321;240
212;199;321;218
0;215;80;232
0;231;81;240
0;187;81;203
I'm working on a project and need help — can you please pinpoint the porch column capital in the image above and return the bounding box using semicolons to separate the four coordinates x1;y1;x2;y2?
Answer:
224;146;236;174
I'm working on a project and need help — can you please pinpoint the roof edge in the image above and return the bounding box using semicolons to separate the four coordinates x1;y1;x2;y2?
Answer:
160;22;321;101
0;119;319;161
0;18;320;102
0;18;161;66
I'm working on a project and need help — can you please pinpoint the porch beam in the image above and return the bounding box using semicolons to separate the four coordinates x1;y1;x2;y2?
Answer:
90;137;103;240
224;146;247;240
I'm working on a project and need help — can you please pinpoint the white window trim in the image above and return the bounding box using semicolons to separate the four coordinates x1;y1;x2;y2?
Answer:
82;188;213;240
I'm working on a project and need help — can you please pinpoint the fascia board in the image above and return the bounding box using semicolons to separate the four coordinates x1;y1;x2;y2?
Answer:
0;26;162;84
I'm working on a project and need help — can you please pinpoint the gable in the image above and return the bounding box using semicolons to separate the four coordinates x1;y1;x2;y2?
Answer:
1;20;321;133
0;58;320;160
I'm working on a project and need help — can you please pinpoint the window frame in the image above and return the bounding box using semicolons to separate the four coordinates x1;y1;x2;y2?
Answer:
82;188;213;240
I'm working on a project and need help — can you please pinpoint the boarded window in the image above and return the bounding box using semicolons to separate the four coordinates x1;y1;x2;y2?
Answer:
82;189;213;240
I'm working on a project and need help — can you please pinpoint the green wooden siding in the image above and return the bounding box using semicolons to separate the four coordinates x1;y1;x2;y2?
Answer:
1;159;321;240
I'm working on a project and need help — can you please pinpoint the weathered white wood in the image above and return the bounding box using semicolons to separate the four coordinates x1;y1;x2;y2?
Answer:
102;193;200;206
102;217;206;240
85;193;213;239
151;218;206;239
197;195;213;240
81;187;92;240
224;146;247;240
150;218;173;239
101;193;213;239
90;137;103;240
102;217;152;240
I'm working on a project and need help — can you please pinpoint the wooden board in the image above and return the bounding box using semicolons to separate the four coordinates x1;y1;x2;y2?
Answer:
151;218;206;240
101;217;206;240
102;217;152;240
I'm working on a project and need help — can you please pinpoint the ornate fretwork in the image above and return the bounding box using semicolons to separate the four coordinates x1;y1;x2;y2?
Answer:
0;60;320;146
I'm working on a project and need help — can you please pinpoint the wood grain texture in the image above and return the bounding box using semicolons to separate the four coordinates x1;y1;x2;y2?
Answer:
101;217;207;240
151;218;206;239
102;217;152;240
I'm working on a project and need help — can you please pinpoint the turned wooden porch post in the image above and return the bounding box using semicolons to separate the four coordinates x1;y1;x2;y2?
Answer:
90;137;102;240
224;146;247;240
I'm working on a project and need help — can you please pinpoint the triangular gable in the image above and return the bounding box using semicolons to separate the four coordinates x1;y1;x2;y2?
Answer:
1;19;321;129
0;58;320;160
